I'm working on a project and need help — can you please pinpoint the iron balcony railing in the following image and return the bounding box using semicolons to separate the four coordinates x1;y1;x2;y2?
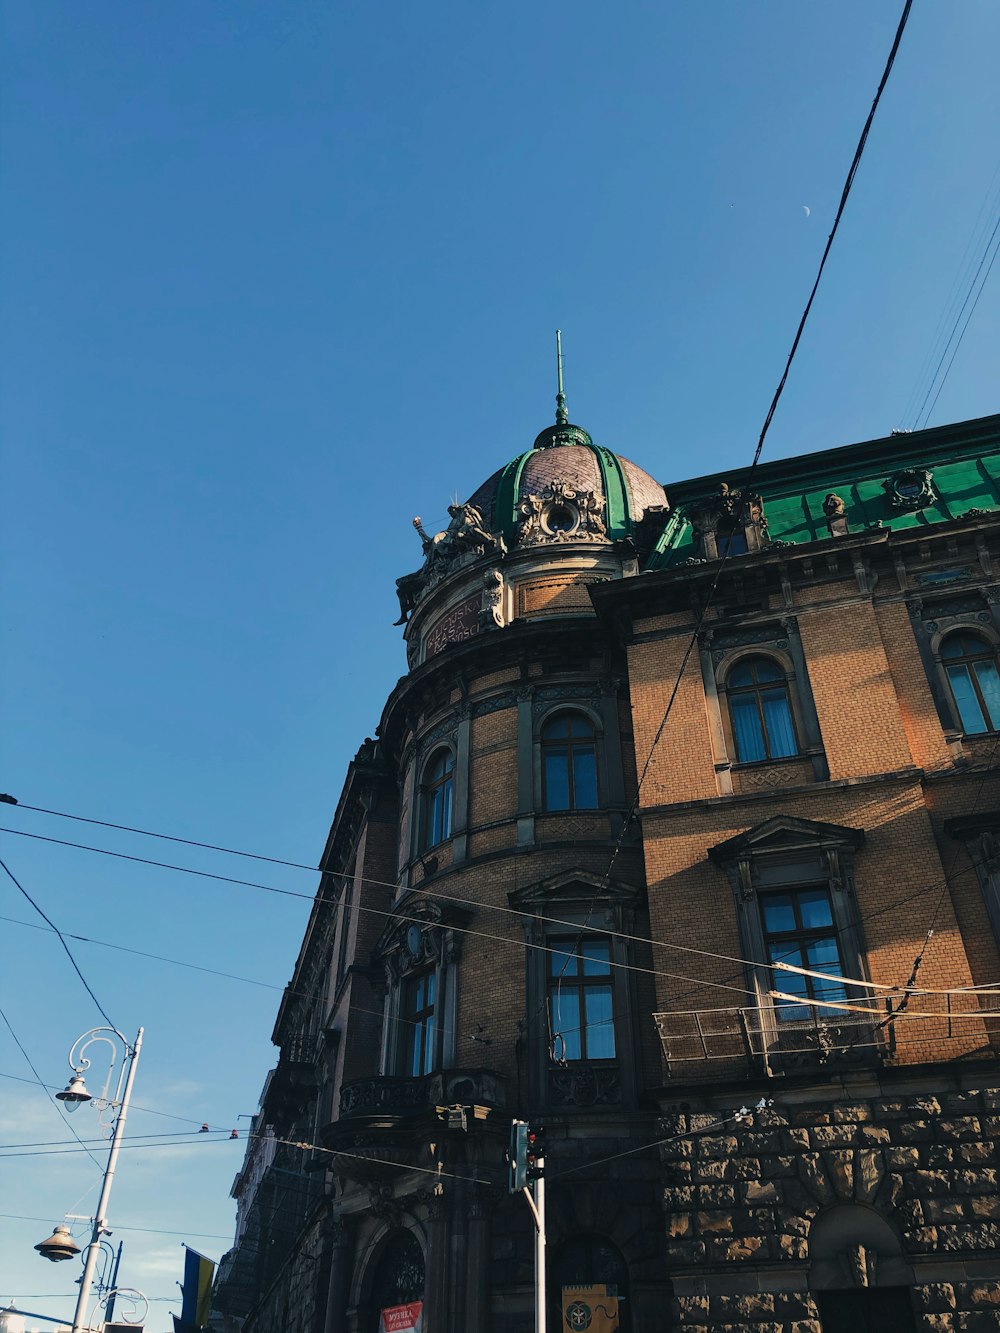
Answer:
653;995;1000;1079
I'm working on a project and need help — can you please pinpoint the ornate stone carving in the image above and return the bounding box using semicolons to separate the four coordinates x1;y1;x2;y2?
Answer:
394;502;507;625
479;568;506;629
548;1064;621;1107
823;493;850;537
882;468;935;512
518;480;608;545
844;1242;877;1288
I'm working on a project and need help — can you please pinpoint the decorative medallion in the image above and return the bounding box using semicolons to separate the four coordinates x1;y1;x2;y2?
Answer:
882;468;935;511
518;480;608;545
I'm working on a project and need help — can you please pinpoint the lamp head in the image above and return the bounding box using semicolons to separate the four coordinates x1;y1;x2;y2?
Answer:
34;1225;81;1263
56;1074;92;1111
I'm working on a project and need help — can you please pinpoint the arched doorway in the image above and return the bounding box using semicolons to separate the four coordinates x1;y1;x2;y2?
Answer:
809;1204;915;1332
367;1230;425;1333
549;1234;632;1332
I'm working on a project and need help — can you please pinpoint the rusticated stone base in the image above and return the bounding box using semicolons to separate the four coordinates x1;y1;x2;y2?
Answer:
659;1074;1000;1331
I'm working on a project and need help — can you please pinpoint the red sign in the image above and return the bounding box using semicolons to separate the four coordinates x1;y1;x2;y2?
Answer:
379;1301;423;1332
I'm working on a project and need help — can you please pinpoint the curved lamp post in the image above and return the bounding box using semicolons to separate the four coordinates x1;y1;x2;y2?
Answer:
43;1026;144;1333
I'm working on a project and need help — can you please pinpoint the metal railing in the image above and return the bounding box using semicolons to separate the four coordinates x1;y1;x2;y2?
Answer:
653;995;1000;1079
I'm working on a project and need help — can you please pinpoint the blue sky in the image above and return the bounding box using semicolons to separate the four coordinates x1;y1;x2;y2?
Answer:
1;0;998;1318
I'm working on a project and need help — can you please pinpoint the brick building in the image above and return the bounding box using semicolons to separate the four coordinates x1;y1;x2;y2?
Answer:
214;405;1000;1332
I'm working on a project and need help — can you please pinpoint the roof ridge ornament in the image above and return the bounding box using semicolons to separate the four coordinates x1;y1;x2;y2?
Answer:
555;329;568;426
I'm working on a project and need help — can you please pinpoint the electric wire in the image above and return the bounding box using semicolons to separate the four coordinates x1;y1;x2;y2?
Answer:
0;1004;105;1173
0;825;760;999
0;1211;232;1241
6;775;1000;1023
918;215;1000;428
901;157;1000;429
546;0;915;1045
0;855;118;1031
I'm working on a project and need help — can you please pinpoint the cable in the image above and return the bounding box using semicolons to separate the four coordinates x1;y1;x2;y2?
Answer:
0;1003;104;1172
0;911;285;993
902;158;1000;429
0;824;760;1000
0;1134;234;1160
7;773;1000;1025
0;1211;231;1240
918;216;1000;428
0;856;118;1031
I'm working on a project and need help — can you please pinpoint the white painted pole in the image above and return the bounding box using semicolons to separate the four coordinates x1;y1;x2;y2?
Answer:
70;1029;143;1333
534;1162;546;1333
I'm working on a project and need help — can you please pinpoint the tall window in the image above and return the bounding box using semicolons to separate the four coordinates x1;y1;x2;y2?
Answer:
728;657;797;762
941;632;1000;734
541;712;599;811
401;971;437;1075
548;938;616;1061
761;886;848;1021
421;749;454;849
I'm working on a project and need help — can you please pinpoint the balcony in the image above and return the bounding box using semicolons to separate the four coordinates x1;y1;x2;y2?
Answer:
338;1067;505;1121
323;1068;506;1183
653;995;999;1081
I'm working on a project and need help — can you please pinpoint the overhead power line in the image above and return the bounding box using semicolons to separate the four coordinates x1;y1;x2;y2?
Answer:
0;855;118;1031
0;1003;104;1172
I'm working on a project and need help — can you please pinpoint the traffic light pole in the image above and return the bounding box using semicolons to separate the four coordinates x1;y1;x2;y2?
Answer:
509;1120;547;1333
520;1168;546;1333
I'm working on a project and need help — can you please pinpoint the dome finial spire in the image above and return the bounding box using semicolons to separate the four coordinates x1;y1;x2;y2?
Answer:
555;329;569;425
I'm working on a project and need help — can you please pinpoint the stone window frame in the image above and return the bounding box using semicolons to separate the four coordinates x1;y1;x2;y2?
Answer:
929;621;1000;737
510;871;643;1111
718;647;802;764
700;624;828;790
377;900;468;1077
513;681;628;848
402;716;469;874
539;707;602;812
419;745;456;851
905;593;1000;745
534;702;606;813
708;817;869;1069
943;812;1000;949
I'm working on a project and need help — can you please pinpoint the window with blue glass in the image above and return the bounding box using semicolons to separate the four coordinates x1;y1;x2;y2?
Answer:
728;657;798;763
941;632;1000;735
548;938;616;1061
401;971;437;1075
761;887;848;1022
541;713;599;811
421;749;454;849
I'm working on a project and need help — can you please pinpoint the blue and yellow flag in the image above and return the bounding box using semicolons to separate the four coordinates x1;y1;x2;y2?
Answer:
177;1246;215;1331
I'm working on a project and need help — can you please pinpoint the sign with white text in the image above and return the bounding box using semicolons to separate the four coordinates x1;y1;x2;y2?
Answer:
379;1301;423;1332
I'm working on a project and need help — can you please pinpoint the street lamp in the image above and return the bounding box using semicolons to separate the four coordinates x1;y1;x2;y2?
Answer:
35;1026;144;1333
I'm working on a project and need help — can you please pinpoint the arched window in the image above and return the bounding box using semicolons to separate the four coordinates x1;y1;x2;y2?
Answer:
401;970;437;1075
367;1231;425;1333
421;749;454;849
541;712;599;811
727;657;797;763
941;632;1000;734
549;1234;638;1333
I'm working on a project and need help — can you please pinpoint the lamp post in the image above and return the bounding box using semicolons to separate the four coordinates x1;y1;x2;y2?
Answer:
45;1026;144;1333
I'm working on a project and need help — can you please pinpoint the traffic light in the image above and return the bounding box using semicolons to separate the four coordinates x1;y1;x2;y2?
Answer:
508;1119;529;1192
525;1122;546;1181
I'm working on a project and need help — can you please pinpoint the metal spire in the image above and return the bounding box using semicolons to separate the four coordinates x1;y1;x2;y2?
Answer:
555;329;568;425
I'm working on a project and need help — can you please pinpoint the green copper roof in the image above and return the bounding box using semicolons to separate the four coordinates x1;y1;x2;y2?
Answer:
493;425;636;545
648;413;1000;569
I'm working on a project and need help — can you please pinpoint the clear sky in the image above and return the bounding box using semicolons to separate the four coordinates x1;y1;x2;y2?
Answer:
1;0;998;1320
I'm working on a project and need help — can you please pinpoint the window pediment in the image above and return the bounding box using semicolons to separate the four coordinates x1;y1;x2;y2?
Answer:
708;815;865;866
508;870;643;916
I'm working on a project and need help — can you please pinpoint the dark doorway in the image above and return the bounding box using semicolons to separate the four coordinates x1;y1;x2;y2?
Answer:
367;1230;425;1333
549;1234;633;1332
815;1287;916;1332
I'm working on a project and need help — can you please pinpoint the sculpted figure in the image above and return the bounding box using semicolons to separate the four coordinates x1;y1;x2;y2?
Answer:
823;493;846;516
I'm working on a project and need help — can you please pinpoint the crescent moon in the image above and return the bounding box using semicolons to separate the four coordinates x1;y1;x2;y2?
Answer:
802;205;811;217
